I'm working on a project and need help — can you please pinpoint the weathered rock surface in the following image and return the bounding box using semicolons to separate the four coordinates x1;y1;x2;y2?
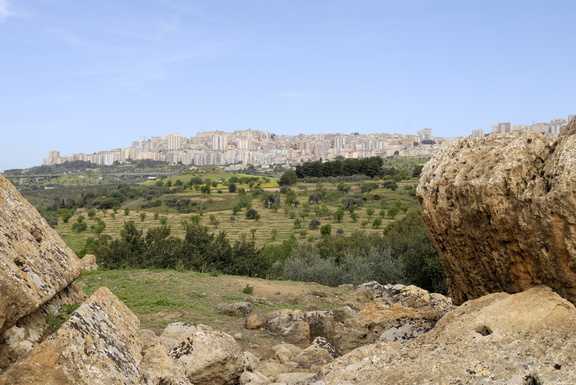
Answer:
331;301;442;354
292;337;338;369
312;286;576;384
418;119;576;305
159;321;212;351
267;310;311;347
0;282;86;369
215;301;254;317
168;327;245;385
0;175;84;334
246;310;268;329
0;287;143;385
240;370;272;385
139;329;192;385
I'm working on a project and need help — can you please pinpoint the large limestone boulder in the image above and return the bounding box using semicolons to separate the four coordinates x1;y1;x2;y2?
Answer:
315;286;576;384
139;329;192;385
0;282;86;369
331;301;442;354
0;287;143;385
168;328;245;385
0;175;84;334
418;119;576;305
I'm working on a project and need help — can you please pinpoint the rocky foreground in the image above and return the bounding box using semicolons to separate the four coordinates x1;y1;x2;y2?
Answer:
3;118;576;384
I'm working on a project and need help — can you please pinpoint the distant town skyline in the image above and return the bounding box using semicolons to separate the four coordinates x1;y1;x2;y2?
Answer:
39;114;573;171
2;1;575;171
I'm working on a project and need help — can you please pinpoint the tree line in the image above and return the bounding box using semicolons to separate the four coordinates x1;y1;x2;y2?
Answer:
295;157;385;179
83;222;270;277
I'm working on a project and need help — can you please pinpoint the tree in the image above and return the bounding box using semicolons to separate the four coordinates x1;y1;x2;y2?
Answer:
372;218;382;229
278;170;298;186
245;208;259;220
200;185;211;195
308;192;323;205
320;224;332;236
333;209;345;222
309;218;321;230
228;183;237;193
383;181;398;191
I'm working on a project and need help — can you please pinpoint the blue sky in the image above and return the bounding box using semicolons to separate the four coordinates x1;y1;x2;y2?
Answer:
1;0;574;171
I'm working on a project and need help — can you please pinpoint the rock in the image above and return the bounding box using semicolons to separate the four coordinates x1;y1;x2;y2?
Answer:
258;361;289;379
267;310;310;346
159;322;212;351
354;282;453;311
305;311;335;341
316;286;576;384
293;337;338;369
215;301;253;317
332;302;443;354
246;310;268;330
79;254;98;271
0;287;142;385
243;351;260;372
0;175;84;335
418;121;576;305
261;343;302;364
331;306;356;323
240;370;272;385
168;328;244;385
0;282;86;369
139;329;192;385
275;372;316;384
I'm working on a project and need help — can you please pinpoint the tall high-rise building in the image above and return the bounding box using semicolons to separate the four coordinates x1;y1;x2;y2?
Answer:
417;128;433;142
333;135;346;149
471;129;485;138
167;133;181;151
498;122;512;134
212;134;227;151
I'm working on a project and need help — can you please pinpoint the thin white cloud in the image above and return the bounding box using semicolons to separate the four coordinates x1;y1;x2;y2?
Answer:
0;0;13;21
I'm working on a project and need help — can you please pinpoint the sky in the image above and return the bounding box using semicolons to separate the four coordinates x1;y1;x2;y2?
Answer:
1;0;575;171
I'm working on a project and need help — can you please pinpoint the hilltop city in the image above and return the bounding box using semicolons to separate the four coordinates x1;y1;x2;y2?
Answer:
43;115;574;170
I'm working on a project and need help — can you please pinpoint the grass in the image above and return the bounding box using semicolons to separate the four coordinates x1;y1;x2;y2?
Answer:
76;269;354;353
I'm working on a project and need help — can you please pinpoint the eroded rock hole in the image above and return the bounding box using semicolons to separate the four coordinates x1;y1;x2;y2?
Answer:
29;227;43;243
523;374;542;385
475;325;492;336
14;257;26;272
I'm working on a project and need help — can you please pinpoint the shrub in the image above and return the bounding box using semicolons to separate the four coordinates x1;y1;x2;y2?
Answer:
245;208;259;220
320;224;332;236
309;218;321;230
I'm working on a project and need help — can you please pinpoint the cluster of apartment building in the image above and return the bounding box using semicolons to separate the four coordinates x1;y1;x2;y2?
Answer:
43;128;446;169
470;115;575;138
44;115;573;169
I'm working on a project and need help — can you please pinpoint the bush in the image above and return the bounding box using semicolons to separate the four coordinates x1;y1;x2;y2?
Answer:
320;224;332;236
309;218;321;229
245;208;259;220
